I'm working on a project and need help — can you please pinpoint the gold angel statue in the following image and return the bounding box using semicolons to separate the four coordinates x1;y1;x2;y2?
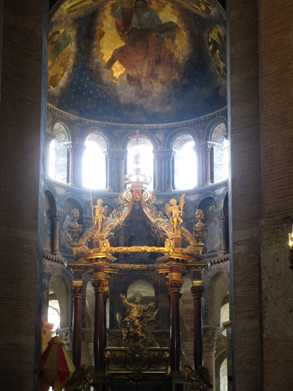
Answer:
184;364;213;390
92;199;108;234
165;194;185;234
117;295;161;343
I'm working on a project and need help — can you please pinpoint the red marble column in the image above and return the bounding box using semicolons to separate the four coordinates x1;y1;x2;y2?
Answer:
71;281;84;367
92;264;106;372
169;264;183;372
191;274;204;370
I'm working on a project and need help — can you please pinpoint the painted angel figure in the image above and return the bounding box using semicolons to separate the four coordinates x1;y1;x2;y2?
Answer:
165;194;185;234
93;199;108;234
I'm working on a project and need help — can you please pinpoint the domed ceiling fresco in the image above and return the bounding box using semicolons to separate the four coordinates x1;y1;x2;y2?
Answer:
48;0;226;124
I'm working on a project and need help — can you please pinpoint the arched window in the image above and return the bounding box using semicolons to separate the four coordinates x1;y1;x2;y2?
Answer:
48;299;60;337
48;123;69;183
173;134;197;190
127;136;153;190
220;358;228;391
127;279;155;304
212;123;228;183
83;133;107;190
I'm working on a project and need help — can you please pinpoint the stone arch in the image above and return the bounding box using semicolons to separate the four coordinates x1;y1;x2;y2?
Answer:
196;196;222;255
48;270;73;329
215;347;228;391
121;130;159;150
49;117;73;142
45;183;59;205
165;127;199;149
82;126;114;149
59;191;87;214
193;192;221;213
207;271;229;327
126;278;156;304
204;116;227;142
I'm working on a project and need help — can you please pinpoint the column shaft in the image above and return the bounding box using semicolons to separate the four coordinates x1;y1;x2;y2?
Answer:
92;265;106;371
191;276;204;370
71;283;84;367
52;215;61;256
169;264;183;372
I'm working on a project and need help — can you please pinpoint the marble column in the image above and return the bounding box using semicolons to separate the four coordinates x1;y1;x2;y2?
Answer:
67;144;75;186
204;143;213;186
92;264;106;371
152;149;162;192
66;142;86;187
105;150;113;191
71;280;84;367
168;264;183;372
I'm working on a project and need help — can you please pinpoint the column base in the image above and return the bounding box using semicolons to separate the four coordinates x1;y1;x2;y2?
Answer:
167;373;186;391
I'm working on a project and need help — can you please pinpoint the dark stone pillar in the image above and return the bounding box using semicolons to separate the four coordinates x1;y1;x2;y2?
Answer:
219;212;229;254
108;149;127;192
153;149;173;192
66;142;85;187
71;280;84;368
52;213;61;256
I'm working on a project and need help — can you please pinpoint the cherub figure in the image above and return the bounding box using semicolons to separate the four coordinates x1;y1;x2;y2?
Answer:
93;199;108;234
118;295;155;343
64;364;95;391
165;194;185;234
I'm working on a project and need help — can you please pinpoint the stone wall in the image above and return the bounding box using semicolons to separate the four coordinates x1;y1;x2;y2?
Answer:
259;1;293;389
229;0;263;388
229;0;293;389
0;1;47;390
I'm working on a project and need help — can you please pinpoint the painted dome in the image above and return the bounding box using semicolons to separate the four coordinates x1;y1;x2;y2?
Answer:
48;0;226;124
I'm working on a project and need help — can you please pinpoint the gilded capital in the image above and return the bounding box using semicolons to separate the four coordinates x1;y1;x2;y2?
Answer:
71;284;84;299
191;284;204;298
91;279;107;293
168;279;183;293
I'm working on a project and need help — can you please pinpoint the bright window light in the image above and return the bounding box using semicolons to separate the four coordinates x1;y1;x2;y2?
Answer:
174;139;197;190
127;140;153;190
212;123;229;183
83;140;106;190
48;300;60;336
49;139;56;179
